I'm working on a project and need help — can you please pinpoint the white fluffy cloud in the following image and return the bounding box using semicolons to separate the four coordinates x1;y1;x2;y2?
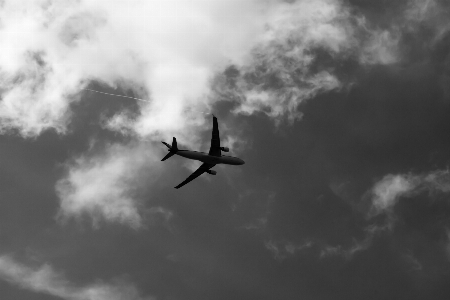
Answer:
0;255;152;300
0;0;268;137
55;142;162;229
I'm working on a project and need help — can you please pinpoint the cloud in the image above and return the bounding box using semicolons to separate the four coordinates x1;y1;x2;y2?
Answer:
0;0;272;138
359;29;399;65
0;0;404;139
403;0;450;102
402;251;423;271
367;169;450;217
0;0;300;229
405;0;450;31
0;255;152;300
146;206;177;233
55;142;162;229
369;174;419;215
313;170;450;259
319;230;375;260
211;0;401;124
264;232;375;261
264;239;313;261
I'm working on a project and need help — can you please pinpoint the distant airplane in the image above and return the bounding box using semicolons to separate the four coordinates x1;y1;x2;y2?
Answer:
161;115;245;189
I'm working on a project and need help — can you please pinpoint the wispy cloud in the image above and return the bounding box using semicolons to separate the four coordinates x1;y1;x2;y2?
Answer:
402;251;423;271
264;233;375;261
404;0;450;101
319;230;375;260
0;255;152;300
405;0;450;32
368;174;419;216
367;169;450;217
264;239;313;261
213;0;401;124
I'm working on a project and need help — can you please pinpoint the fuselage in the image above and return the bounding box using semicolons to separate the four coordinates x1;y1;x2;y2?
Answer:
176;150;244;165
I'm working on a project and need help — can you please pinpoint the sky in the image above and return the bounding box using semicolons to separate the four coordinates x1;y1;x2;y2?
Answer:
1;0;450;299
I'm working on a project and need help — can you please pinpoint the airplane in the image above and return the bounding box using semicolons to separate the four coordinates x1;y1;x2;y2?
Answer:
161;115;245;189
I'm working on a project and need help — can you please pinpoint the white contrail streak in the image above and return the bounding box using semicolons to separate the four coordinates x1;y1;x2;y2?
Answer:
83;88;212;115
83;88;151;102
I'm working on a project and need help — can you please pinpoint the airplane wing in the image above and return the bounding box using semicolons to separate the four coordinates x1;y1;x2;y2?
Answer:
208;115;221;157
174;163;215;189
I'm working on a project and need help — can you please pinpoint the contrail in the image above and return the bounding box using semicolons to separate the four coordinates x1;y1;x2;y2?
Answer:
83;88;211;115
82;88;151;103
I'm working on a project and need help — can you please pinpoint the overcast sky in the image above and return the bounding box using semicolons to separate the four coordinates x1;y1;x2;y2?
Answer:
1;0;450;299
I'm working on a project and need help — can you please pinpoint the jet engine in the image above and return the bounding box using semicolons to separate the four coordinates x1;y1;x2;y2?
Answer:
207;170;217;175
220;147;229;152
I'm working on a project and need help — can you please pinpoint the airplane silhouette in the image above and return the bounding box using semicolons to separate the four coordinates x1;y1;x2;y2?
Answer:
162;115;245;189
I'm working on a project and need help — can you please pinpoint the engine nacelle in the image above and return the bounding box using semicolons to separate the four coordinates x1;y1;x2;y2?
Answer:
220;147;229;152
207;170;217;175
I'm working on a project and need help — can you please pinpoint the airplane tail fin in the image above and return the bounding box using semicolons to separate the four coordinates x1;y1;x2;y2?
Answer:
161;137;178;161
171;137;178;151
